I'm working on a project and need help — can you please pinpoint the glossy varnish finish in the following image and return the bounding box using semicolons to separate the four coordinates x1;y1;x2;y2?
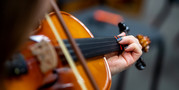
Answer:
5;12;111;90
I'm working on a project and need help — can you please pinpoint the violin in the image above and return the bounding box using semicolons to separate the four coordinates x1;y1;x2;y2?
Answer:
4;1;150;90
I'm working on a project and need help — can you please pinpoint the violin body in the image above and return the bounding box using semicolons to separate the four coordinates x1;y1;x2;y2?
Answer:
5;12;111;90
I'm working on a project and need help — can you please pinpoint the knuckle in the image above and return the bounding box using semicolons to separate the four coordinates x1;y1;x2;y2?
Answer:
137;47;143;54
129;35;135;38
128;35;138;42
133;37;139;43
135;43;142;51
134;38;139;42
139;49;143;55
128;35;135;39
138;43;142;49
133;43;138;47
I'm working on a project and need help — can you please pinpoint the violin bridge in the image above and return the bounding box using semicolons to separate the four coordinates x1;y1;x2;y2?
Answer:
30;40;58;73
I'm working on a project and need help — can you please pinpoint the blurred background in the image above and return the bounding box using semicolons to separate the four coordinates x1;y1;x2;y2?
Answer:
57;0;179;90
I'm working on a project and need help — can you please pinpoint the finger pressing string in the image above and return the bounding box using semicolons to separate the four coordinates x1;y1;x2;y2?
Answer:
117;32;126;36
118;36;141;48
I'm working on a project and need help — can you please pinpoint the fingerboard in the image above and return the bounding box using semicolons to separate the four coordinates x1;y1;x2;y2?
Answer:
63;37;124;61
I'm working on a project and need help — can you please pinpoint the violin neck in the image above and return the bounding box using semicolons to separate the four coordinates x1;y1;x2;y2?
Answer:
63;37;123;61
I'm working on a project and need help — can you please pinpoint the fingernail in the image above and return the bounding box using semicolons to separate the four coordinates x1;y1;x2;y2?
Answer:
117;37;122;42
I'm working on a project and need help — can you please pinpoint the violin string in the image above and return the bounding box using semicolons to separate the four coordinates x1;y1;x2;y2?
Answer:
45;14;87;90
49;0;99;89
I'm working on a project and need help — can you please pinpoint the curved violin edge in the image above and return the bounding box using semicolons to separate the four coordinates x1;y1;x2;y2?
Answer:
4;11;112;90
58;11;112;89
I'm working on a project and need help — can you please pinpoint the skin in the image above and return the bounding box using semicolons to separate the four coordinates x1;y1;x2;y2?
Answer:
1;1;142;89
106;32;142;75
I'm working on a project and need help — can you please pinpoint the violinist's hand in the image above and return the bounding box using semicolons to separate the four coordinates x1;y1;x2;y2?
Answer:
105;32;142;75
